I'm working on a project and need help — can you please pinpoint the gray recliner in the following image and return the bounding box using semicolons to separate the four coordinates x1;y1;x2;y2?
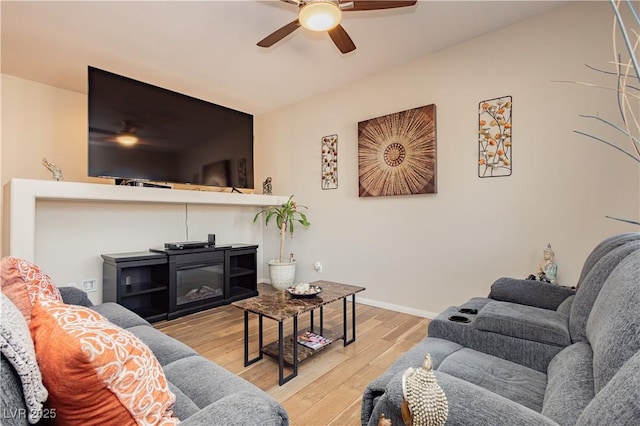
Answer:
362;245;640;426
428;234;640;371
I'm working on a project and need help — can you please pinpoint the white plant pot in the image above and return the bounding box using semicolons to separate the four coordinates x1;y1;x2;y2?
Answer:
268;260;296;291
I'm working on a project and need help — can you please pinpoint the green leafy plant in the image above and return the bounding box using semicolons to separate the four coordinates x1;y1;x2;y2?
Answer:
254;195;310;263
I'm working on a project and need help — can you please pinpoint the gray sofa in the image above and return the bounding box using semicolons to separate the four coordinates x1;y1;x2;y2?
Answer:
362;235;640;425
1;288;288;426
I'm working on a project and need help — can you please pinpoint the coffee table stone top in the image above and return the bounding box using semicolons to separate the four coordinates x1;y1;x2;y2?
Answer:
231;280;365;321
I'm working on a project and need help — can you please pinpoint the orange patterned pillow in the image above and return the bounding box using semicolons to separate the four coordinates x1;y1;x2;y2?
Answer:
1;256;62;322
29;296;179;426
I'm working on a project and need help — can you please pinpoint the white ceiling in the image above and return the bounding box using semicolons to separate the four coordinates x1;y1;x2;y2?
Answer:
1;0;570;115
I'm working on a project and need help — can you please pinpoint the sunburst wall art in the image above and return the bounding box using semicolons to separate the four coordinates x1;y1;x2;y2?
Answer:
478;96;512;177
358;104;437;197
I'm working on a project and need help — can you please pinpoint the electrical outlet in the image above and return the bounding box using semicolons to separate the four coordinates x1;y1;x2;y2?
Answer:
82;278;98;292
314;261;323;273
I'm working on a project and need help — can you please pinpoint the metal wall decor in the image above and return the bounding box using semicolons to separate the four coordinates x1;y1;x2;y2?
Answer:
358;104;437;197
478;96;512;177
321;134;338;190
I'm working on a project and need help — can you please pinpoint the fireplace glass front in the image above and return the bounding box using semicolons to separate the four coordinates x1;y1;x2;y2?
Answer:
175;264;224;306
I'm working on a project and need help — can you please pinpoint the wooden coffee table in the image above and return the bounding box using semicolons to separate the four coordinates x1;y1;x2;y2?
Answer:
232;280;365;385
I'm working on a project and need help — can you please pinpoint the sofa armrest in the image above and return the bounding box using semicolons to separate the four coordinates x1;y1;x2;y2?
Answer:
489;277;575;310
179;391;288;426
58;286;94;307
366;370;558;426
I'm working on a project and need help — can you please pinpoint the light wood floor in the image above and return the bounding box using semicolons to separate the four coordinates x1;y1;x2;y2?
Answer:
154;284;429;426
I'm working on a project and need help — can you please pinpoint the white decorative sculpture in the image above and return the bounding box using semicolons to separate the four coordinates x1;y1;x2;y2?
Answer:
401;353;448;426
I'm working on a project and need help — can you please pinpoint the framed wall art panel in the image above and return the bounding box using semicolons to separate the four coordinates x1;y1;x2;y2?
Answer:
478;96;512;177
321;134;338;190
358;104;437;197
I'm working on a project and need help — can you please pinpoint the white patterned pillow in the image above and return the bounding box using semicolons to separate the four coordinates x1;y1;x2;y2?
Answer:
1;256;62;323
0;292;48;424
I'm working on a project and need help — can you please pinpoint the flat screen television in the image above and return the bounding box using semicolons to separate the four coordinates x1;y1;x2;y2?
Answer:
88;66;254;189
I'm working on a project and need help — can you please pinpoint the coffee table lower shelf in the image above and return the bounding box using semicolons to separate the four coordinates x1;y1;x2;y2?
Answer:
262;329;342;365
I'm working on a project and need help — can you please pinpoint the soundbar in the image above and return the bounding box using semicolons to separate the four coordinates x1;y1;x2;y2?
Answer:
164;241;209;250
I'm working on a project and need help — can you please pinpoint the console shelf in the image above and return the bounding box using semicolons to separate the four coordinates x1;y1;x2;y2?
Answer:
229;286;258;301
121;282;169;297
230;267;255;278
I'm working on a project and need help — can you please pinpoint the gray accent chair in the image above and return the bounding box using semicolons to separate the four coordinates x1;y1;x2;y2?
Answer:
1;288;289;426
429;234;640;372
362;246;640;426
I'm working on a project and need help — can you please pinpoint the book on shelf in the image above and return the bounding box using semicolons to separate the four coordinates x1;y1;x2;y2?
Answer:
297;331;332;350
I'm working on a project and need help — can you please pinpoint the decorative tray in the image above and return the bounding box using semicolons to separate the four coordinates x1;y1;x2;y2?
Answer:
287;284;322;298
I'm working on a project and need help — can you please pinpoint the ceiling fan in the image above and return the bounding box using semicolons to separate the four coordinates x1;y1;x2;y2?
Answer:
257;0;417;54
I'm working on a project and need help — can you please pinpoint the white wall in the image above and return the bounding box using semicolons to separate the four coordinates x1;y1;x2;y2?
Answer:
254;2;639;315
1;75;90;185
33;200;264;303
1;2;638;313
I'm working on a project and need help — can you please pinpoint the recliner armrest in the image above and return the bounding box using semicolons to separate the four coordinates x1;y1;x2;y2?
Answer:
475;301;571;346
489;277;575;310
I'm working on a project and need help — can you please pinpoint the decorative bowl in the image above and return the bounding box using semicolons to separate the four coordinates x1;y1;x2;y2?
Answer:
286;283;322;298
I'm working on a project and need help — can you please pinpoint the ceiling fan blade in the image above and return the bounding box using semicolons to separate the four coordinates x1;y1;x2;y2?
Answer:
89;127;118;136
257;19;301;48
346;1;417;11
328;24;356;54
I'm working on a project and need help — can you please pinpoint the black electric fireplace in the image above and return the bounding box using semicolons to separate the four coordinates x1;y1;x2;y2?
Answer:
103;244;259;322
159;247;230;319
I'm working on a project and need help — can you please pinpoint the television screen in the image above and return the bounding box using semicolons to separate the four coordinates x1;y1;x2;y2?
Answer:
88;67;254;189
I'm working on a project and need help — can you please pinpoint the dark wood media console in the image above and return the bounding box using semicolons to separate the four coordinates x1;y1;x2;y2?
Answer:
102;244;258;322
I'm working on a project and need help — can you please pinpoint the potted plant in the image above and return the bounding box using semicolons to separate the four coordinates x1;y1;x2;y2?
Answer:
254;195;310;290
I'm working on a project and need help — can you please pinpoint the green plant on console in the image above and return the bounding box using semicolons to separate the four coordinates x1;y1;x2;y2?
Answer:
254;195;311;263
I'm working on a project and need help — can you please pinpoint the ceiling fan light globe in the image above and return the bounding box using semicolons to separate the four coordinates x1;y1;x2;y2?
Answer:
299;2;342;32
116;134;138;146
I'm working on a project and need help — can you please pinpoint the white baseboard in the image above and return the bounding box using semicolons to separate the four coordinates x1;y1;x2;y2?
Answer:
356;296;438;319
258;280;437;319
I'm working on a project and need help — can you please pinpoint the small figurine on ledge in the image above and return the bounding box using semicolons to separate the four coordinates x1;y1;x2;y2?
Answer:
263;176;272;195
527;243;558;284
42;158;63;181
